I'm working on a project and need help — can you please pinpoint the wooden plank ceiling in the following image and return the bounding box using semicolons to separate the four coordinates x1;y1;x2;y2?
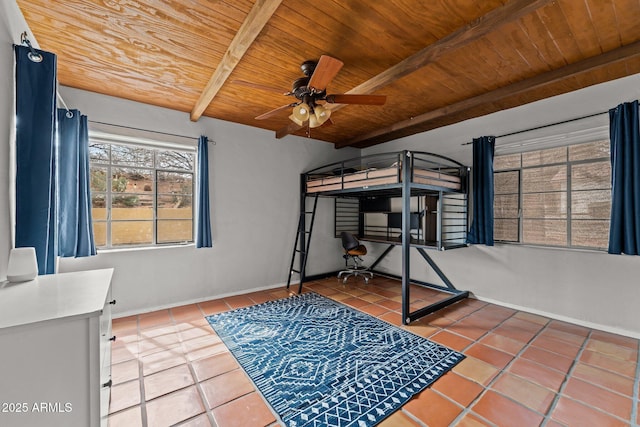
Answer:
16;0;640;148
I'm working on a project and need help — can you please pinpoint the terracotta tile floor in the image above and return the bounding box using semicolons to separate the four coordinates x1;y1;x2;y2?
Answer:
108;276;640;427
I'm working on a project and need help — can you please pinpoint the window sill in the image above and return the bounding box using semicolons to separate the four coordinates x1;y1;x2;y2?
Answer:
96;243;195;254
493;241;608;254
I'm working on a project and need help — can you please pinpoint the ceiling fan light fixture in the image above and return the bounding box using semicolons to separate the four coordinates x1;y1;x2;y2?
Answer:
292;102;310;121
253;56;385;138
288;114;305;126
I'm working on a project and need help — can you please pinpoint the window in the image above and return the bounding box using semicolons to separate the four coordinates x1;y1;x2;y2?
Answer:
89;140;195;248
494;140;611;250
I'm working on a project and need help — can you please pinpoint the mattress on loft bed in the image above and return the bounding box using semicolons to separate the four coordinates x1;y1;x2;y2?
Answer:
413;168;461;190
306;166;461;193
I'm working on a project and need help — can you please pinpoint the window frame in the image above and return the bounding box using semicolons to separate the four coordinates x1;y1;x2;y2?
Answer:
493;169;521;243
493;141;611;251
89;137;197;250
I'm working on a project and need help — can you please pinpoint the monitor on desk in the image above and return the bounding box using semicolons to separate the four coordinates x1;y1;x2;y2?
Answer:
387;212;420;230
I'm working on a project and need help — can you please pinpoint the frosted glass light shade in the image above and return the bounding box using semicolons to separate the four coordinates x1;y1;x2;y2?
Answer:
308;114;322;128
288;114;305;126
7;247;38;282
292;103;310;121
314;104;331;125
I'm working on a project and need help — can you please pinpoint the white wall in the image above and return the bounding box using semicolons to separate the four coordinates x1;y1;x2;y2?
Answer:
54;87;358;315
0;2;34;281
0;14;11;282
362;74;640;337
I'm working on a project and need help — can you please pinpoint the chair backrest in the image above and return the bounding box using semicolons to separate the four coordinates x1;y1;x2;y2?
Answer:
340;232;360;251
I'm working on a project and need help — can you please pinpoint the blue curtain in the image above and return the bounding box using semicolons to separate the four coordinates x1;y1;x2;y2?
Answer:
14;45;58;274
608;100;640;255
467;136;495;246
57;109;97;257
196;136;212;248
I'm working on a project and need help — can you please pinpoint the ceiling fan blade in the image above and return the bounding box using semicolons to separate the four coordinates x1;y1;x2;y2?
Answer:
325;94;387;105
275;122;304;139
232;80;288;95
255;103;295;120
308;55;344;92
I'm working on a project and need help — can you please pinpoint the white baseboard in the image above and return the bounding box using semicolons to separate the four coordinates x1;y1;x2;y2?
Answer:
113;280;295;319
472;295;640;340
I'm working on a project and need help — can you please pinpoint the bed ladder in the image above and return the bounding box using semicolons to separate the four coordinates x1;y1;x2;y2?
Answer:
286;194;319;294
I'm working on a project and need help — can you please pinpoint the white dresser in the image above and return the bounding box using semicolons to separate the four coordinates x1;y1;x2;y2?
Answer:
0;268;115;427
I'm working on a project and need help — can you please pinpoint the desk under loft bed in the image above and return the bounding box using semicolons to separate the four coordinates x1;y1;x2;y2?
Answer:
287;150;471;324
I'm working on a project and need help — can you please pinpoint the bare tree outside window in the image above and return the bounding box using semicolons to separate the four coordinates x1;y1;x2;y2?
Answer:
89;141;195;248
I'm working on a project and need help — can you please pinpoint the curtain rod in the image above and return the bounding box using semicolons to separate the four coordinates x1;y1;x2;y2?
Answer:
461;110;608;146
88;120;214;144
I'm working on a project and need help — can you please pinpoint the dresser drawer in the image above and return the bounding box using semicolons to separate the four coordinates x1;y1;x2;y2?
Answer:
100;288;114;368
100;288;114;341
100;372;111;427
99;286;114;427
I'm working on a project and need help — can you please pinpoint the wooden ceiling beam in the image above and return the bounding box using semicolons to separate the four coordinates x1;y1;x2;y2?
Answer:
278;0;553;137
339;40;640;148
276;121;306;139
339;0;553;99
190;0;283;122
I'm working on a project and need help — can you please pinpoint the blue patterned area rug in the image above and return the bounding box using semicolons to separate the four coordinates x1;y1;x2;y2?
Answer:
206;292;464;427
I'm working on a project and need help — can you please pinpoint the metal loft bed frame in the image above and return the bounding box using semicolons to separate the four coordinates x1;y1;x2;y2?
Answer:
286;150;471;325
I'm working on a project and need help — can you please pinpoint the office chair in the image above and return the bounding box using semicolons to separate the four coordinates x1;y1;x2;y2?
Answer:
337;232;373;284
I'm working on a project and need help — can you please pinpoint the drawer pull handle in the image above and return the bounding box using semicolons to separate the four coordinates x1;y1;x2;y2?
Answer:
102;380;112;388
109;335;117;342
109;299;117;305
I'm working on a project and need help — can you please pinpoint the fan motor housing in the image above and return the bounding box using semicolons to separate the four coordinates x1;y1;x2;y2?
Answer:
300;60;316;76
291;77;309;99
291;77;327;101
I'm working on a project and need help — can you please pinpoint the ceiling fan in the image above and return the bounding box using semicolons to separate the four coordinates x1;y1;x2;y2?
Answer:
234;55;386;133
